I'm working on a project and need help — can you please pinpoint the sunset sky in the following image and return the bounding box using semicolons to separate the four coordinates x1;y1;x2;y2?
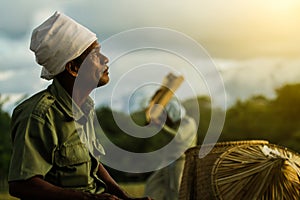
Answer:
1;0;300;113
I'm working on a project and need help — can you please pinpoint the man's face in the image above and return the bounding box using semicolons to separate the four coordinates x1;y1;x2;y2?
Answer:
78;42;110;89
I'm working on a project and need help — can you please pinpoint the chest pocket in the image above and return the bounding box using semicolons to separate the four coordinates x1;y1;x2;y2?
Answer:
51;142;93;187
55;142;90;167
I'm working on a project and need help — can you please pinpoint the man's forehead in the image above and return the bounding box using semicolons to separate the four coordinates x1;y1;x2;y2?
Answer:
94;42;101;49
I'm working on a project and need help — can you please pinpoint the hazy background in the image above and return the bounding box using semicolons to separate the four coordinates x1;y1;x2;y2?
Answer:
1;0;300;113
1;1;300;194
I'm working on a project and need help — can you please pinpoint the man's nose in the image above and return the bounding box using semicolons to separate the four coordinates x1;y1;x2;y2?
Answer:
100;54;109;65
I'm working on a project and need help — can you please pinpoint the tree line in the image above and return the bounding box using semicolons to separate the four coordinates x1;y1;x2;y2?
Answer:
0;83;299;184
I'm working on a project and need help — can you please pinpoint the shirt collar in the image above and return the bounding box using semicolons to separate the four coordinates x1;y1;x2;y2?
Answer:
48;78;95;122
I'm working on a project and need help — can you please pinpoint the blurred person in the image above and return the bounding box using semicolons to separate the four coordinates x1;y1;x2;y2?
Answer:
8;11;152;200
143;96;197;200
145;100;197;200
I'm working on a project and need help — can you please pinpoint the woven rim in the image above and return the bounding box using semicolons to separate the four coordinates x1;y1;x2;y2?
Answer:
211;143;300;200
185;140;269;156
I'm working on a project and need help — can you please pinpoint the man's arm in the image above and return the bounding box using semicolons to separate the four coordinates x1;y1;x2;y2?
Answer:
97;163;130;198
9;176;120;200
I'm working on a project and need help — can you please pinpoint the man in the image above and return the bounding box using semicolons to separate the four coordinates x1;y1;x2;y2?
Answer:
8;11;151;200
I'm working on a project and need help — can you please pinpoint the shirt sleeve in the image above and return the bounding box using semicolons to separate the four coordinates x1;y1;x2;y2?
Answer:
8;112;58;182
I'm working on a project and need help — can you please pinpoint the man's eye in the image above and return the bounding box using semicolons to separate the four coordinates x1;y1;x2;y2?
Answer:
90;51;99;59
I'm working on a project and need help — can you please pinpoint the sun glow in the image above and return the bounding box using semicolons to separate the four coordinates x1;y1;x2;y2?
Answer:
268;0;300;11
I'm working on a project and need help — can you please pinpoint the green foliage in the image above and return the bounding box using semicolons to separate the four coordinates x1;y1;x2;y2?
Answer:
94;85;300;181
182;96;211;144
95;106;173;153
0;96;12;181
1;83;300;184
220;85;300;152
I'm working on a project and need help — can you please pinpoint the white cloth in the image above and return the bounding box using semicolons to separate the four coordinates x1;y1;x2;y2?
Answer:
30;11;97;80
144;157;185;200
165;98;186;123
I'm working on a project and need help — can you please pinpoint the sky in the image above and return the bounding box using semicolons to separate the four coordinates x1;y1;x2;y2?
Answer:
1;0;300;114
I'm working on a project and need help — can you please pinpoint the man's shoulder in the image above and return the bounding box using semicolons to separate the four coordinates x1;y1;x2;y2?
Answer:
13;89;56;119
32;91;56;118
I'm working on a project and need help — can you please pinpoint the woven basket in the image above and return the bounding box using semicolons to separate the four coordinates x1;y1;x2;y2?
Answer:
179;140;300;200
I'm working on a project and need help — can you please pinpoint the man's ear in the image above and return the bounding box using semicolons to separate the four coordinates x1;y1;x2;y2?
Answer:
65;62;79;77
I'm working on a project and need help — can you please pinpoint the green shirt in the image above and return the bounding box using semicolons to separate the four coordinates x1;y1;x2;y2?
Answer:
8;78;105;193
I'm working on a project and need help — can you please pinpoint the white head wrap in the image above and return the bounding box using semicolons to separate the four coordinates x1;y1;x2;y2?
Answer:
30;11;97;80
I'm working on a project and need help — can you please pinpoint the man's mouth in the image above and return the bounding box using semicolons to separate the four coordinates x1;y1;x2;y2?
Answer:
97;67;109;79
103;66;109;74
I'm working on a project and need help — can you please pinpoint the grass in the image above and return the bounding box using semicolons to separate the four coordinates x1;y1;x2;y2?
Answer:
0;182;145;200
120;182;145;197
0;192;17;200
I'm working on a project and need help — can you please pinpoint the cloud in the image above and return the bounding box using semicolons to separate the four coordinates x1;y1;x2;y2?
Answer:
93;51;300;112
217;58;300;105
29;1;300;57
2;0;300;57
0;0;55;39
1;0;300;114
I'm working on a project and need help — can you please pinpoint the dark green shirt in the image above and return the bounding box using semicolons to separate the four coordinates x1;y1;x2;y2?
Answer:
8;78;105;193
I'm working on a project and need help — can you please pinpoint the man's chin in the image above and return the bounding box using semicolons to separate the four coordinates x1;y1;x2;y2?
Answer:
97;78;109;87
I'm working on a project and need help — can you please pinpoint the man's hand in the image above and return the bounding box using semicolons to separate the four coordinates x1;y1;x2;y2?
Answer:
96;163;154;200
